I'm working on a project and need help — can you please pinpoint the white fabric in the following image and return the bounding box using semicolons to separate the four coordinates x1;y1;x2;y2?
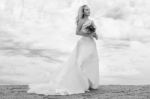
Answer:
27;20;100;95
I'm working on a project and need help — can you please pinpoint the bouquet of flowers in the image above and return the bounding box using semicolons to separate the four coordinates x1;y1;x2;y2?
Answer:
85;24;96;34
84;23;98;40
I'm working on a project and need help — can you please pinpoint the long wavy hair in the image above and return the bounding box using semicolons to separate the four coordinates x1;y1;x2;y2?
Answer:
76;5;88;25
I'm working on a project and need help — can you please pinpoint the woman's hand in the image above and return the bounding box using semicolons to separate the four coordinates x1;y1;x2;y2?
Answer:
89;32;98;40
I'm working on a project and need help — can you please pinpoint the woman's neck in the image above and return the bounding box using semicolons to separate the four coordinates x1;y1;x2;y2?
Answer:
83;16;89;21
84;16;89;19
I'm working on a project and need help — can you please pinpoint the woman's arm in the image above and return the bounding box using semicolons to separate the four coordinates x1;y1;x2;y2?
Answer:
91;20;98;40
91;20;96;29
90;32;98;40
76;22;90;37
76;29;90;37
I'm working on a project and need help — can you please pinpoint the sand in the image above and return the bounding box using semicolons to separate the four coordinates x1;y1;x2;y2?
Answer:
0;85;150;99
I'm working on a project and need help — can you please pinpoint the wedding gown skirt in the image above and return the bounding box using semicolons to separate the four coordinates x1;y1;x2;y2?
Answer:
27;36;99;95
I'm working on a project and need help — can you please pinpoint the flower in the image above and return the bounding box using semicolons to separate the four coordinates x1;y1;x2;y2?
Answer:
85;24;96;33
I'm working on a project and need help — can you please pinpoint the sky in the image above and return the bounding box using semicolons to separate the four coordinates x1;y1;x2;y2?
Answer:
0;0;150;85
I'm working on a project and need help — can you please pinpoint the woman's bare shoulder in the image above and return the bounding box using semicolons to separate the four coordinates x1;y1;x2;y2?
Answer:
77;20;85;28
79;19;85;25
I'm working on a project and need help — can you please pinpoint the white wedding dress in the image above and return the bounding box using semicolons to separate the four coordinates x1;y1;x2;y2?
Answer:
27;19;99;95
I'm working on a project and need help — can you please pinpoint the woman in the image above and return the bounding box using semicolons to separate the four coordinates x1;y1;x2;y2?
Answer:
27;4;99;95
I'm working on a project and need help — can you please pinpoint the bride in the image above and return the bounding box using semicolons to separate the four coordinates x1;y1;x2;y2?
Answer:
27;4;100;95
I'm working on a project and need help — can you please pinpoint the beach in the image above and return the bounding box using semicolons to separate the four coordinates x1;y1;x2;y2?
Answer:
0;85;150;99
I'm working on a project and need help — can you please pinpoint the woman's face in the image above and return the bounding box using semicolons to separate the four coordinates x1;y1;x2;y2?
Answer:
83;6;90;16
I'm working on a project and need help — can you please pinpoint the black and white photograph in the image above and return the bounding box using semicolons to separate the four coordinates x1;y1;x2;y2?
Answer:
0;0;150;99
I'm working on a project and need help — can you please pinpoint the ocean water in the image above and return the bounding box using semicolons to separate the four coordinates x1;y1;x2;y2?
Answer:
0;0;150;85
99;39;150;85
1;38;150;85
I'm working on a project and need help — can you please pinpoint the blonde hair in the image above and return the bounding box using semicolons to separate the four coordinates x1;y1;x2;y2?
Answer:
76;5;88;25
